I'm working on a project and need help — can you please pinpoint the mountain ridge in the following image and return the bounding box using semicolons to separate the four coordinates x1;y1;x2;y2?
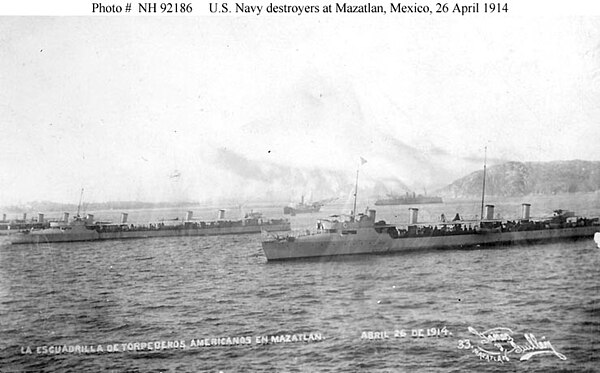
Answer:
436;160;600;199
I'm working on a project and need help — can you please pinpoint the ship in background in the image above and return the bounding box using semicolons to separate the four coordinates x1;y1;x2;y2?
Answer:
283;195;335;216
374;192;443;206
0;209;290;245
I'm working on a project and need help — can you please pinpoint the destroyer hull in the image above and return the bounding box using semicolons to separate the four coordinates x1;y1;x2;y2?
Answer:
262;226;600;261
3;231;100;244
283;206;321;215
3;223;290;245
97;223;290;240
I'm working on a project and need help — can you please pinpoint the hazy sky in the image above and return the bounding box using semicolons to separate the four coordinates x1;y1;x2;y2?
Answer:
1;14;599;205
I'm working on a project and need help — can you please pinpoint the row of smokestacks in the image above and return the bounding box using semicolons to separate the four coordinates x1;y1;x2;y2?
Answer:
2;210;231;224
483;204;531;220
407;203;532;224
1;213;46;222
116;210;228;223
3;204;534;225
113;211;225;224
3;204;534;226
2;212;124;224
131;210;229;222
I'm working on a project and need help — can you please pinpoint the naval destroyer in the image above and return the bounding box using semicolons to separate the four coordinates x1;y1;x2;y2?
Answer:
374;192;443;206
261;204;600;260
0;210;290;245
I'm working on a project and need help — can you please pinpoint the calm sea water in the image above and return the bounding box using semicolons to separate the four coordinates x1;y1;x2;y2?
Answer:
1;193;599;372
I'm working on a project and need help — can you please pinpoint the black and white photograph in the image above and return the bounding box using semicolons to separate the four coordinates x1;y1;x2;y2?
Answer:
1;1;599;371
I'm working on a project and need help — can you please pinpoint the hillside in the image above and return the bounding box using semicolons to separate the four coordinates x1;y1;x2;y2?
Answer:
437;160;600;199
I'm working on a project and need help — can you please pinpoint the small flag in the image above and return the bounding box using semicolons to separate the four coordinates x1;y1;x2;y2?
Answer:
360;157;367;165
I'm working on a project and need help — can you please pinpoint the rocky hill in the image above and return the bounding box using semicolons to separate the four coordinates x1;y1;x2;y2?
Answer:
437;160;600;199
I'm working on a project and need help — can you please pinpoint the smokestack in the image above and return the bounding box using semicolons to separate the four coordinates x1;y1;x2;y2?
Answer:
63;212;69;222
368;209;376;221
22;213;27;221
121;213;128;224
185;211;193;221
38;213;44;223
485;205;495;220
521;203;531;220
218;209;225;220
408;208;419;225
2;214;6;222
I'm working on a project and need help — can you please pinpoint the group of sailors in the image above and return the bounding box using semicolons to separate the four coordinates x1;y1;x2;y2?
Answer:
95;222;169;233
399;223;476;238
439;213;462;222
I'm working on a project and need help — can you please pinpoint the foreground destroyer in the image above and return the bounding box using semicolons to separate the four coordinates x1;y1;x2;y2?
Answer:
261;204;600;260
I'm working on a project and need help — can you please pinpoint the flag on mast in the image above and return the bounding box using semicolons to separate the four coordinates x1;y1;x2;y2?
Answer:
360;157;367;165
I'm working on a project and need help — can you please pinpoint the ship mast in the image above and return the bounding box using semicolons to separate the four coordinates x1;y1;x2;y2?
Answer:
480;147;487;220
352;157;367;221
76;188;84;218
352;169;359;221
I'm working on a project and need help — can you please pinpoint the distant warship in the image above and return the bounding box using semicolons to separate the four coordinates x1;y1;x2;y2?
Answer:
375;192;443;206
283;196;323;216
1;210;290;245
